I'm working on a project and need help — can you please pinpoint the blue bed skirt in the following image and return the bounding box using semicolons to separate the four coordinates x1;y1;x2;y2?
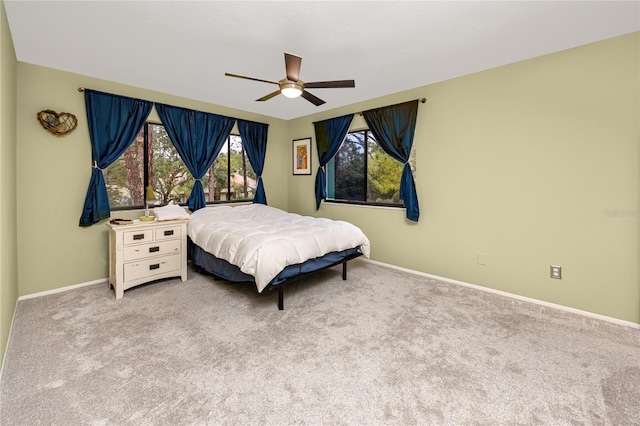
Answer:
188;237;362;289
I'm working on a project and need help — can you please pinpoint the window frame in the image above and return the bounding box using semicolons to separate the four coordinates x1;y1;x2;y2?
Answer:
107;122;254;211
324;128;407;209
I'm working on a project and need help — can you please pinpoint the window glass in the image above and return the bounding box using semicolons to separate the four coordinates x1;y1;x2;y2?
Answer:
229;134;256;200
204;135;256;201
104;124;254;209
332;132;365;201
104;131;144;208
206;142;229;202
326;130;413;206
149;123;194;205
367;133;404;204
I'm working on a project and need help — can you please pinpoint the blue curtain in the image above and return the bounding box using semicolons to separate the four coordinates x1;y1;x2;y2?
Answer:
79;90;153;226
313;114;354;209
237;119;269;205
362;100;420;221
156;103;235;211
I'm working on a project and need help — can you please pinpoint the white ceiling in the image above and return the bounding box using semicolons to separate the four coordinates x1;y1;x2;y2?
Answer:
4;1;639;120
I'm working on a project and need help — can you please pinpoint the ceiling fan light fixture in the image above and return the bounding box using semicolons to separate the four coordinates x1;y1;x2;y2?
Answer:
280;80;303;98
225;54;354;106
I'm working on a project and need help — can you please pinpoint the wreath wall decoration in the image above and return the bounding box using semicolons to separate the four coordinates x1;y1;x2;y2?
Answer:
37;109;78;137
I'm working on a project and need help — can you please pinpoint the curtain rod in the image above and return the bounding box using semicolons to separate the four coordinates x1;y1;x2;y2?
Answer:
78;88;426;114
356;97;426;116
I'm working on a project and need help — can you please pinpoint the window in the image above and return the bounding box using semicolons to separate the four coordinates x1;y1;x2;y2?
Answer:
207;134;257;202
325;130;415;206
104;123;256;210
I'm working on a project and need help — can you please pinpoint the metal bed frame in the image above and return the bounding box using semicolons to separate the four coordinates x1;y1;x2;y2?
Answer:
188;237;363;310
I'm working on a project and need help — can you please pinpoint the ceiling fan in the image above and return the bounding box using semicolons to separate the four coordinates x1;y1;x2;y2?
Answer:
224;53;355;106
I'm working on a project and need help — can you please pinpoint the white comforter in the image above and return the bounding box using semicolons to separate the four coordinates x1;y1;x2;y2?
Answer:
187;204;370;292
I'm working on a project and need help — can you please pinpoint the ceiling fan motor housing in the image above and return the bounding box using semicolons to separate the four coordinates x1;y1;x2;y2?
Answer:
279;79;304;98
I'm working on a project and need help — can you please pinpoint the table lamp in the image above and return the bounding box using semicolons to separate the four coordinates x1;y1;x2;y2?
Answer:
140;185;157;221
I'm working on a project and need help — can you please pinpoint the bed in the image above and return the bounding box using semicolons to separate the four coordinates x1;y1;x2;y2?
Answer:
187;204;371;309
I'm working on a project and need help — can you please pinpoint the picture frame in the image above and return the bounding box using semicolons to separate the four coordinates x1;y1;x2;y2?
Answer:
292;137;312;175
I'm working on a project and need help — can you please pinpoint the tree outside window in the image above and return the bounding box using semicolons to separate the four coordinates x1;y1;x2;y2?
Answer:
104;124;255;210
326;130;415;206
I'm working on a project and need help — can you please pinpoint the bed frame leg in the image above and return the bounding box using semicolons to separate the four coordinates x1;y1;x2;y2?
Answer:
278;286;284;310
342;262;347;280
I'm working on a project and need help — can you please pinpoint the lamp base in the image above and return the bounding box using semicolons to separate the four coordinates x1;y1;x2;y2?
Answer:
139;216;156;222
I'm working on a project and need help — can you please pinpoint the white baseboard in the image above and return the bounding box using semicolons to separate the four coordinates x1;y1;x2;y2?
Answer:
2;278;107;377
12;263;640;331
363;259;640;330
17;278;108;301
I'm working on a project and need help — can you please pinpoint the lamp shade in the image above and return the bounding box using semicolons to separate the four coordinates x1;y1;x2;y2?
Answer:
145;186;157;203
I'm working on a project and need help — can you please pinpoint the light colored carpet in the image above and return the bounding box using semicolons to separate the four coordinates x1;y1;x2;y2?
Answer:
1;259;638;425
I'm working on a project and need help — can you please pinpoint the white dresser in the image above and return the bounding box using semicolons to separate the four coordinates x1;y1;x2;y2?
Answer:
107;219;189;299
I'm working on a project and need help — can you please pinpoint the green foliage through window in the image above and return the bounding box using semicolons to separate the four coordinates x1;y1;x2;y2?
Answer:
105;124;255;209
326;130;414;206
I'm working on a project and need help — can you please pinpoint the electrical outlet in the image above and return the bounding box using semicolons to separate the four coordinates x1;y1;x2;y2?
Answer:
550;265;562;279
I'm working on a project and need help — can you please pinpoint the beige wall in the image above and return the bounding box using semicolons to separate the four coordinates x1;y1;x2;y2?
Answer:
0;0;18;364
288;33;639;323
16;63;290;296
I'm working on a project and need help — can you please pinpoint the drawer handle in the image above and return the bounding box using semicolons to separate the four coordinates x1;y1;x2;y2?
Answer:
149;246;160;253
133;234;145;240
164;230;174;236
149;264;160;270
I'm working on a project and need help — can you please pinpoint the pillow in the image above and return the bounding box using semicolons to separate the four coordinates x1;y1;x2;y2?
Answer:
153;204;190;221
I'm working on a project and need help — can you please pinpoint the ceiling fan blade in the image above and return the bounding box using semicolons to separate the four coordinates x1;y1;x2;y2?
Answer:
225;72;279;85
304;80;356;89
301;90;326;106
256;90;281;102
285;53;302;82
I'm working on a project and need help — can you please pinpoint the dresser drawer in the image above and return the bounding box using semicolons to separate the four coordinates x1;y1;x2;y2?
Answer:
108;218;188;299
123;254;182;282
122;229;154;245
122;239;181;261
155;225;182;241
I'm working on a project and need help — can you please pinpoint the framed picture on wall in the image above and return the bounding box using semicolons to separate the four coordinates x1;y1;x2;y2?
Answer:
292;138;312;175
